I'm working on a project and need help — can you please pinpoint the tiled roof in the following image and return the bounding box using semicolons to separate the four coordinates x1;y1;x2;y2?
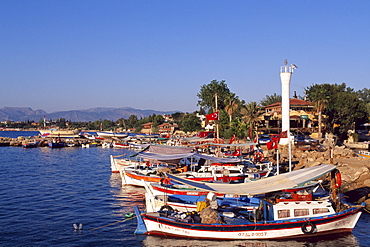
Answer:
265;98;313;108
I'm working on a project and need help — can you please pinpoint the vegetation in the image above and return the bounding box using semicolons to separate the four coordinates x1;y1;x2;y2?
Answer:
305;83;368;139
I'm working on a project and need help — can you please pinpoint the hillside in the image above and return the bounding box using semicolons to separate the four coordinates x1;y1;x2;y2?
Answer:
0;107;181;122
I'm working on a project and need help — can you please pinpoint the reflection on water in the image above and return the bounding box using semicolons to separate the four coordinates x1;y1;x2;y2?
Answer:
109;174;146;218
141;233;359;247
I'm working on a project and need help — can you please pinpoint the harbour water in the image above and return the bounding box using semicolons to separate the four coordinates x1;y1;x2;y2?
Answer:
0;131;369;246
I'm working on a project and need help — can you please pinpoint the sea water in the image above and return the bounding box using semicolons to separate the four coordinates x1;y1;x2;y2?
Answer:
0;131;369;246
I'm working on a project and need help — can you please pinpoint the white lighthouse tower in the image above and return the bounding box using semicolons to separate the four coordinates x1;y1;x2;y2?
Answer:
280;60;297;172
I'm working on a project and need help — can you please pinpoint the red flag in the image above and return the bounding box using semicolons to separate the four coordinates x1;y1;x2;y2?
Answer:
271;136;280;148
267;140;279;150
280;131;288;138
206;111;219;121
229;135;235;144
232;149;241;156
266;141;274;150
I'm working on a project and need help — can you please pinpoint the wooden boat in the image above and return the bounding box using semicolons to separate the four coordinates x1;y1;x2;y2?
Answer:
96;131;128;139
134;201;363;240
39;129;80;138
81;142;98;148
112;142;129;148
22;141;39;148
134;164;365;240
356;150;370;158
48;140;66;148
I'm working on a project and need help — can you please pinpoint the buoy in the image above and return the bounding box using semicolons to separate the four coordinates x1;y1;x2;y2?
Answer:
335;171;342;188
125;213;135;218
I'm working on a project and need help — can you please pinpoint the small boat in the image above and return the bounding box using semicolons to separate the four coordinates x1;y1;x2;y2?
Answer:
81;142;98;148
356;150;370;158
112;142;129;148
39;129;80;138
22;141;39;148
134;164;365;240
80;132;104;140
48;140;66;148
96;131;128;139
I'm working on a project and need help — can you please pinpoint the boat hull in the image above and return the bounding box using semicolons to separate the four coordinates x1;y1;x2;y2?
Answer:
139;207;362;240
48;141;66;148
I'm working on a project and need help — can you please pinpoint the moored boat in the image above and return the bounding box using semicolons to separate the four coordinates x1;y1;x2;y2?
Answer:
39;129;80;138
22;140;39;148
134;164;365;240
96;131;129;139
48;140;66;148
356;150;370;158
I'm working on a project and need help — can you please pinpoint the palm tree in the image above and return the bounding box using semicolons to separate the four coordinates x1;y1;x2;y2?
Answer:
241;101;264;139
225;97;239;125
305;84;330;137
314;99;328;136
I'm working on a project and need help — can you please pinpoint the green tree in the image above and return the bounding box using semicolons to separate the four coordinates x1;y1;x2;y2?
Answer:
306;83;367;138
179;113;201;133
357;88;370;121
197;80;232;112
305;84;330;136
241;101;264;139
126;115;138;128
224;93;243;124
260;93;282;106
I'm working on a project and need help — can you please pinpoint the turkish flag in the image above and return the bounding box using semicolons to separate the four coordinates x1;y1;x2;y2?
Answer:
266;141;274;150
229;135;235;144
267;139;279;150
206;111;219;121
232;149;241;156
280;131;288;138
271;136;279;149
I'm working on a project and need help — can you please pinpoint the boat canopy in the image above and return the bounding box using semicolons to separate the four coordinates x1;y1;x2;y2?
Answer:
136;152;241;164
149;144;193;154
182;137;258;147
209;142;258;147
166;164;336;196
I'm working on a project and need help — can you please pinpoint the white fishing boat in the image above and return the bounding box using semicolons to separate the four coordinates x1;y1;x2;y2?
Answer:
39;129;80;138
134;164;365;240
96;131;128;139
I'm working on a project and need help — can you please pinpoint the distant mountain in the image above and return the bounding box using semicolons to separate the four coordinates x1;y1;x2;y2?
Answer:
0;107;181;122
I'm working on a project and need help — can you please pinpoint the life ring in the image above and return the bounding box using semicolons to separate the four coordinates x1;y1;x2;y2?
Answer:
253;152;265;162
335;171;342;188
301;221;317;234
160;205;173;211
222;169;230;176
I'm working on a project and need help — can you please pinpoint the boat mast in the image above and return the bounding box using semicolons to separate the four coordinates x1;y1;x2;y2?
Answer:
215;93;219;139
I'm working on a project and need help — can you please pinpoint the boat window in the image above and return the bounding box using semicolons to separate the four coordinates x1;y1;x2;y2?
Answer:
294;209;309;217
229;170;241;173
277;209;290;219
313;208;330;214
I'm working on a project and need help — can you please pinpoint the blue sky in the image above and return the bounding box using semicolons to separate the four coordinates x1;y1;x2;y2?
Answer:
1;1;369;113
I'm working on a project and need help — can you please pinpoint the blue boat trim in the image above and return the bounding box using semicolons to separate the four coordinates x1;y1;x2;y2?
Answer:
134;206;147;235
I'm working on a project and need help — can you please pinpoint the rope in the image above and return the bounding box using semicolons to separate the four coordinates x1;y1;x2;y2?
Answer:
89;215;137;231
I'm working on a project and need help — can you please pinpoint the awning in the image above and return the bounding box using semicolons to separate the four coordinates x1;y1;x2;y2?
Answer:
166;164;336;195
136;152;241;163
